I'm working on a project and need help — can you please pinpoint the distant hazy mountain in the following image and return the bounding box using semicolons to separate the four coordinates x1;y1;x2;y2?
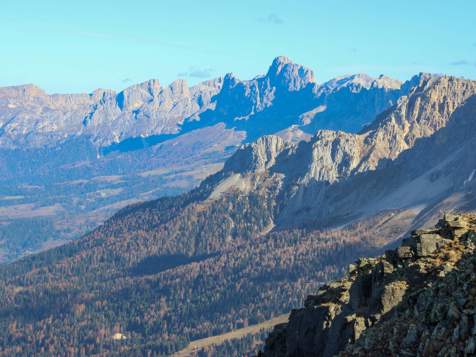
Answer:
0;57;406;261
0;56;403;149
1;71;475;355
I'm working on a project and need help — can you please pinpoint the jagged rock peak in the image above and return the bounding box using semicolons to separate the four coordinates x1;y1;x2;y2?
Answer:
267;56;316;91
267;56;295;75
260;213;476;356
123;78;161;95
320;73;401;94
168;79;190;95
0;83;47;98
399;72;442;95
359;73;476;153
90;88;117;101
115;79;162;110
222;72;239;88
223;135;287;173
373;74;402;89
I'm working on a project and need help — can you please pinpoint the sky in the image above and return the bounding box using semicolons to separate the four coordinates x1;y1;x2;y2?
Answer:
1;0;475;93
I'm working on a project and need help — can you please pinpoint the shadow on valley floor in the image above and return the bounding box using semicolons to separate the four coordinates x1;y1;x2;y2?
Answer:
129;253;219;276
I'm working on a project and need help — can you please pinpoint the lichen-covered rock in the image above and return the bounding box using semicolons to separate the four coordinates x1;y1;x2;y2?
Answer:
260;214;476;357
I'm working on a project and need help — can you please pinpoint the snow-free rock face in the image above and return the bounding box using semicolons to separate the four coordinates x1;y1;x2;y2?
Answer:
359;73;476;168
223;135;288;173
0;78;223;148
83;78;223;145
317;73;401;95
266;56;316;91
302;74;476;182
301;74;404;133
260;214;476;357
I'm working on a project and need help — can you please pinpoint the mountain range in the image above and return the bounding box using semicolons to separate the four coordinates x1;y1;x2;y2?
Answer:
0;59;476;355
0;56;406;262
0;56;403;149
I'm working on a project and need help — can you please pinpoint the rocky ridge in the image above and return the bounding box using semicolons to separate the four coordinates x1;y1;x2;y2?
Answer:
216;74;476;229
261;213;476;356
0;78;222;148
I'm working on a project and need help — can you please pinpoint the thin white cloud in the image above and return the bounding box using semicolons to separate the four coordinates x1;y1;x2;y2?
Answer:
449;60;476;67
259;13;285;25
178;66;214;79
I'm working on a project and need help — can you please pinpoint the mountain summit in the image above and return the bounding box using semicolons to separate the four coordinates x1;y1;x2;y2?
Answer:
266;56;316;91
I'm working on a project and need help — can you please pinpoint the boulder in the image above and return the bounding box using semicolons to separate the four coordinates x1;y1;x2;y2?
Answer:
406;233;449;257
397;246;413;259
379;280;408;314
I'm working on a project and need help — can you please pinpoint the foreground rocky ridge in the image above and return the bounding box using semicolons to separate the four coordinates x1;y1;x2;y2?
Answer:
261;213;476;356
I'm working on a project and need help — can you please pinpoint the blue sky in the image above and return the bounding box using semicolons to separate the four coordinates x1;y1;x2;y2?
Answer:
1;0;475;93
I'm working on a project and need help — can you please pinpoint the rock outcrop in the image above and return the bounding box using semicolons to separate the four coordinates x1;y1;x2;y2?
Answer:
302;73;476;183
260;213;476;356
223;135;288;173
267;56;316;91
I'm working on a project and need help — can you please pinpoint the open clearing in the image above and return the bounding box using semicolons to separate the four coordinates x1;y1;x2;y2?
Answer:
173;313;288;356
